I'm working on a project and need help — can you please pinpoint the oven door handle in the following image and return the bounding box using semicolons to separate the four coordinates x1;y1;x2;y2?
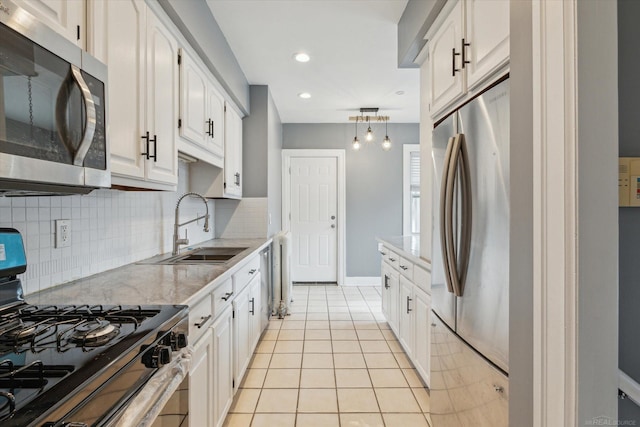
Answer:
110;347;192;427
56;65;97;167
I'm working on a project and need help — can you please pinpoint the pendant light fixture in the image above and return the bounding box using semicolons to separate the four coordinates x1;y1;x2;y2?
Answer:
365;116;374;142
348;108;391;151
352;116;361;151
382;118;392;151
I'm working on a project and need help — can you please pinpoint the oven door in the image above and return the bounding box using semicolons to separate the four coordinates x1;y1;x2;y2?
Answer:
0;0;109;193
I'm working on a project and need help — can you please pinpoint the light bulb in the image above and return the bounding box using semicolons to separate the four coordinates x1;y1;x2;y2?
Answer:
365;126;373;142
382;136;392;151
352;137;361;151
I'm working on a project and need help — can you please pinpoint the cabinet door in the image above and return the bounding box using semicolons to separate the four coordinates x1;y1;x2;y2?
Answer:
224;105;243;198
399;277;414;358
212;307;234;427
14;0;85;47
144;12;178;185
249;272;262;350
208;83;225;158
233;285;251;383
414;288;431;386
180;50;209;148
465;0;509;89
429;0;465;116
388;269;400;334
92;0;146;180
190;329;214;427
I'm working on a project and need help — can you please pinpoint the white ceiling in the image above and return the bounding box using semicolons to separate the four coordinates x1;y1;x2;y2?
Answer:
206;0;419;124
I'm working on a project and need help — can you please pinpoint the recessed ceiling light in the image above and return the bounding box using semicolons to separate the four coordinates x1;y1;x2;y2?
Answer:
298;92;311;99
294;52;310;63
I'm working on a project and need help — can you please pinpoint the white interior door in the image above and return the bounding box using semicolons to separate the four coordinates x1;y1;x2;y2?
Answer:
290;157;338;282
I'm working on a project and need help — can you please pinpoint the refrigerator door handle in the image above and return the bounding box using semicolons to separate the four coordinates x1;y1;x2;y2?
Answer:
440;136;456;294
444;134;462;296
444;133;473;297
457;133;473;296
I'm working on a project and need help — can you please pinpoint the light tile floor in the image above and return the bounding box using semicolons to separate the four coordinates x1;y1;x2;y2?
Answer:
223;285;432;427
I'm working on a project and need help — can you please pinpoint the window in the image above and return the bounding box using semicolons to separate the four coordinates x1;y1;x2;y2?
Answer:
403;145;420;236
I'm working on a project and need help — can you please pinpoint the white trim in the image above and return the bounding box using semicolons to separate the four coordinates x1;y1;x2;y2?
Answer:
403;145;420;236
343;276;380;286
531;1;577;425
619;370;640;408
282;149;346;286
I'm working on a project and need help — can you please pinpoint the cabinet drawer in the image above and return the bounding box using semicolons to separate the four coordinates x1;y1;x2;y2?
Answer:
213;278;234;316
385;250;400;270
414;264;431;295
233;255;260;294
189;294;213;343
398;257;414;280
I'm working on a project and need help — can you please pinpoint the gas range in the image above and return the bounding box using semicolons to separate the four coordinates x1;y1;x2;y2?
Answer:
0;229;189;426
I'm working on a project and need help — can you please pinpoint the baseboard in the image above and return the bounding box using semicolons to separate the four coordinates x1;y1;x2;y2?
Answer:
342;276;380;286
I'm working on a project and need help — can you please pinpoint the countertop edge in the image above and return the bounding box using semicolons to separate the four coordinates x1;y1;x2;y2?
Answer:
376;236;432;270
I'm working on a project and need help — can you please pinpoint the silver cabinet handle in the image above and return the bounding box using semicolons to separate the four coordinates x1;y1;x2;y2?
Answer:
379;251;387;256
399;265;408;270
384;275;390;289
407;296;412;313
221;291;234;301
194;315;212;329
248;269;256;275
250;297;255;315
389;257;396;262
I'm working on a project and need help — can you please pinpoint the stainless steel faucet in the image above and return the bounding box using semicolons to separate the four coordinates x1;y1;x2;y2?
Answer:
173;192;210;255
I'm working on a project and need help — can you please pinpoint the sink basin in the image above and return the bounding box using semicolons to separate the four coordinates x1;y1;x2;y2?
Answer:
174;247;247;264
139;247;248;265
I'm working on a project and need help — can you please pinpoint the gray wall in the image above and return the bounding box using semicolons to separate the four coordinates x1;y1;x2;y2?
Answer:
242;85;283;238
397;0;446;68
509;0;534;425
619;0;640;421
283;123;419;277
576;0;619;422
243;86;269;198
267;92;283;237
158;0;250;114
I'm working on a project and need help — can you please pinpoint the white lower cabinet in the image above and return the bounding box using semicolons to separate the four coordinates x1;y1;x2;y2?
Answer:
399;276;415;358
212;306;234;427
189;328;214;427
233;284;252;385
413;287;431;385
379;244;431;387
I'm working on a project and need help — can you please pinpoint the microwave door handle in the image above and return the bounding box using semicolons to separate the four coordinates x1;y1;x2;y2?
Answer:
440;136;455;294
70;65;96;166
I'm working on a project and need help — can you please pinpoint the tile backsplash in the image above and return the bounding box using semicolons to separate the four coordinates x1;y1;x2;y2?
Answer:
215;197;268;239
0;162;216;295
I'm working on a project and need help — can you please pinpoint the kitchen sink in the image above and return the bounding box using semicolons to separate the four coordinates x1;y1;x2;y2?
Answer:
139;247;248;265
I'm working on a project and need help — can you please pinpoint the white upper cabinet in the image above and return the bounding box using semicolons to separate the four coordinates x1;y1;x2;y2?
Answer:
223;104;243;199
428;0;509;117
14;0;85;47
429;0;465;116
90;0;178;190
464;0;509;89
178;49;225;167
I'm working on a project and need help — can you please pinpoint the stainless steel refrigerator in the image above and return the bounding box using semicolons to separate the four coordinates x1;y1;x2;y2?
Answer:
430;78;509;426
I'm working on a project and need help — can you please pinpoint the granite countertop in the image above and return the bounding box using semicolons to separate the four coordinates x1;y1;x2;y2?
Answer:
28;238;272;307
376;235;431;269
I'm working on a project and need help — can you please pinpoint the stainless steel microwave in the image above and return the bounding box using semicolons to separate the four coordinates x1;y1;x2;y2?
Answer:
0;0;109;195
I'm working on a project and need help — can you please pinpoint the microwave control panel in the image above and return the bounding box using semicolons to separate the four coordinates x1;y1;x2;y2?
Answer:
619;157;640;207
